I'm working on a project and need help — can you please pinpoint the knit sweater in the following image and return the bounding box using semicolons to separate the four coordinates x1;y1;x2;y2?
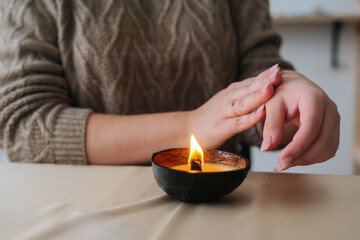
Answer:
0;0;293;164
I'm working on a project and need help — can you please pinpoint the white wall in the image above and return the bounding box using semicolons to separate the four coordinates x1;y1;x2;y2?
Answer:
270;0;358;16
0;149;8;163
251;0;357;175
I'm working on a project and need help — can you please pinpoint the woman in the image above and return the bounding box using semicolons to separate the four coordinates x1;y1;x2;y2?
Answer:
0;0;339;172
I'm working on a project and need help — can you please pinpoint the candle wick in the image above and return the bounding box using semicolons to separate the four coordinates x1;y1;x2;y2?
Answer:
190;159;202;172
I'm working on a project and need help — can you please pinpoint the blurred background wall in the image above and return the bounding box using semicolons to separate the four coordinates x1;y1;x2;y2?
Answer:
271;0;358;16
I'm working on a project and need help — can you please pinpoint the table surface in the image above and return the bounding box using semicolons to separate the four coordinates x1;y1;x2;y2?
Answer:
1;163;360;240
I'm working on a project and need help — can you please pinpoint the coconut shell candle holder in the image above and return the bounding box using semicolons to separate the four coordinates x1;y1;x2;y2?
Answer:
152;147;250;203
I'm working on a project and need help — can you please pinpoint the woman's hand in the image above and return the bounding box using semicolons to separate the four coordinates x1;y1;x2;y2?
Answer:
187;64;282;149
86;65;281;165
260;70;340;172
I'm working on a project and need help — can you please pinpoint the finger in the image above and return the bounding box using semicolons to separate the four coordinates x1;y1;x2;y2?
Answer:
307;120;340;164
260;98;286;151
278;94;326;161
229;64;281;95
260;64;282;87
228;104;266;135
283;101;340;168
274;125;339;172
230;81;274;117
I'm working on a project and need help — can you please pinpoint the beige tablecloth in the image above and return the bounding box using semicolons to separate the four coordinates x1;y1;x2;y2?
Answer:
0;163;359;240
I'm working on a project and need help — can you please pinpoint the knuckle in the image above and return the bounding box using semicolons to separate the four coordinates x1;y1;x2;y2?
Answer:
242;76;255;84
237;99;245;111
313;86;326;96
236;117;245;128
235;85;249;96
323;151;336;162
332;100;339;112
235;115;255;131
228;82;239;89
329;100;340;116
337;113;341;124
335;109;341;124
312;87;327;101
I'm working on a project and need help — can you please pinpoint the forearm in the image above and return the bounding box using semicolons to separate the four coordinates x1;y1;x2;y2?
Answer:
86;112;191;165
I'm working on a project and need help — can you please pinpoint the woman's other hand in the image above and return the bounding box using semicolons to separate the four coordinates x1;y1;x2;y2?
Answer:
260;70;340;172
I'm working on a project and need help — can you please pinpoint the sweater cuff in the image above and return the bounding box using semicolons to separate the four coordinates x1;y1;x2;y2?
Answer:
51;107;93;165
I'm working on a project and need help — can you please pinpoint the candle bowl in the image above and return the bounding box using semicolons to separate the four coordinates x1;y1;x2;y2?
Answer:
152;148;250;203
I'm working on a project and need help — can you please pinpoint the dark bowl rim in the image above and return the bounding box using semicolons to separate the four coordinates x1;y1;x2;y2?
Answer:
151;148;250;175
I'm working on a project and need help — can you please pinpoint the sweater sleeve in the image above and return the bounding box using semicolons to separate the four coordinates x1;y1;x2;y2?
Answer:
229;0;294;147
0;1;92;164
230;0;294;80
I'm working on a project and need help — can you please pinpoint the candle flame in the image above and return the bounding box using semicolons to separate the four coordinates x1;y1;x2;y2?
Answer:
188;134;204;171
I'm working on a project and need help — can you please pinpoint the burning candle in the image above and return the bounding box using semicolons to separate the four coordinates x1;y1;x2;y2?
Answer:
151;134;250;202
171;134;238;173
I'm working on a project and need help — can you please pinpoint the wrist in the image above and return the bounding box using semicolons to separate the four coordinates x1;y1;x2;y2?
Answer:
182;110;195;145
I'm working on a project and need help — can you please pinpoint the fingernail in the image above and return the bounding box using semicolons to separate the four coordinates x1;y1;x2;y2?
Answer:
269;63;279;75
256;104;265;114
260;135;272;152
274;157;293;172
260;81;270;94
269;63;279;80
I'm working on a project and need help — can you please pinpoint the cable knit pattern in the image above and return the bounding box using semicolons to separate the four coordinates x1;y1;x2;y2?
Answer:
0;0;293;164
